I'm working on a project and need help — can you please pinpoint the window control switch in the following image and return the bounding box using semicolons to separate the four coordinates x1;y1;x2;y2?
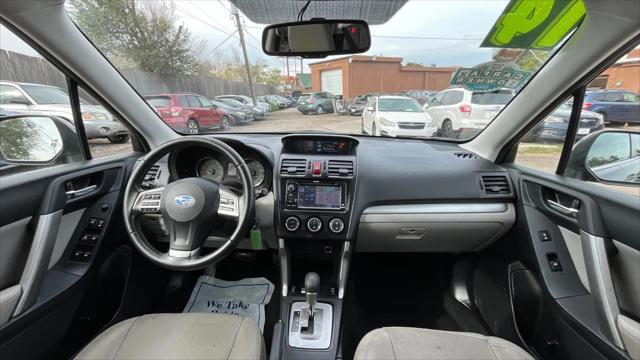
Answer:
539;230;552;242
547;253;562;272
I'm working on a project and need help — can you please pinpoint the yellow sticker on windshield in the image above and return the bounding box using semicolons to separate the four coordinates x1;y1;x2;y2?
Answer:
482;0;586;50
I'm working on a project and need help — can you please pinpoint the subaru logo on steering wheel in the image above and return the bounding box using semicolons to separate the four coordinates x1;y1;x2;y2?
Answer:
174;194;195;208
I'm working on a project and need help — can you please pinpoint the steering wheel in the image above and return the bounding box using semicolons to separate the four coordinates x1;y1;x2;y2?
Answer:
123;137;254;271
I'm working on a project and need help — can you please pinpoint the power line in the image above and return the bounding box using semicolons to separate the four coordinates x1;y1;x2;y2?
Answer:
216;0;231;13
372;35;482;41
189;0;234;33
199;30;238;60
175;4;231;35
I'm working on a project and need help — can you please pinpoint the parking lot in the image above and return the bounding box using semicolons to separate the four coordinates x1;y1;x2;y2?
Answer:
90;108;638;176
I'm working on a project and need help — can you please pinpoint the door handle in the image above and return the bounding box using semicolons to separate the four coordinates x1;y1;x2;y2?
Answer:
547;199;579;217
66;184;97;199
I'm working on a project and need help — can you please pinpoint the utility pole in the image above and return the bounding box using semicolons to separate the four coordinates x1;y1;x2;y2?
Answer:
231;4;255;105
285;57;290;93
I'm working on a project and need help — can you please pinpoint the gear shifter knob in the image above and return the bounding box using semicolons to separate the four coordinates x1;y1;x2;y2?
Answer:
304;272;319;313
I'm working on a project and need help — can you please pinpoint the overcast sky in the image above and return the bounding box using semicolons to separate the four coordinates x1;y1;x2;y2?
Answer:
1;0;509;73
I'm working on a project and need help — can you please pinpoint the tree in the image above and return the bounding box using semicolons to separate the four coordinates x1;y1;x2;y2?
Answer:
68;0;204;75
404;61;424;67
204;50;282;85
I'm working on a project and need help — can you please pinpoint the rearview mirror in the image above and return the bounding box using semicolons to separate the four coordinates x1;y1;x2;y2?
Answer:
0;115;64;164
565;130;640;185
262;19;371;58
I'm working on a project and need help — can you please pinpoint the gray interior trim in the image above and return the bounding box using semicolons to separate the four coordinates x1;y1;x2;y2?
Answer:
0;216;32;290
559;226;590;292
12;210;63;316
279;238;289;297
357;203;515;253
362;203;509;215
48;208;85;269
618;314;640;360
611;240;640;318
581;230;624;348
0;284;21;326
337;241;351;299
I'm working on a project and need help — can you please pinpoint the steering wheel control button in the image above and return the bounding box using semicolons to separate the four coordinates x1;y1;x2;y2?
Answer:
307;217;322;232
329;218;345;233
285;216;301;232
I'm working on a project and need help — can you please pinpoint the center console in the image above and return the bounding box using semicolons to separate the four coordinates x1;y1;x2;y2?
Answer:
273;135;357;360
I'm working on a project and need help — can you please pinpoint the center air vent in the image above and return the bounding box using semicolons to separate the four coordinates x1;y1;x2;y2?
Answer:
280;159;307;177
141;164;160;189
454;152;477;159
327;160;355;178
480;175;512;196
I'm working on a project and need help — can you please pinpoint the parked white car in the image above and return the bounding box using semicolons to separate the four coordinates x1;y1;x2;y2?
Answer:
362;95;437;138
0;81;129;143
425;88;513;139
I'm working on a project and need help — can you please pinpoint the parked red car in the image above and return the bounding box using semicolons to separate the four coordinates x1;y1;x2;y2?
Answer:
144;93;231;134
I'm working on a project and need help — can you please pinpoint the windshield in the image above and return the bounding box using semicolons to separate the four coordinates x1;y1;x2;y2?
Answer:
21;85;71;105
379;98;422;112
66;0;576;140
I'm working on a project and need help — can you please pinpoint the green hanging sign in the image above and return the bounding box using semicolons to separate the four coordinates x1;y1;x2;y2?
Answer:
481;0;586;50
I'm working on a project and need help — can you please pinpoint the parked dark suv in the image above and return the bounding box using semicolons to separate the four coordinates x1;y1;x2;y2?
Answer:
296;92;336;114
583;89;640;124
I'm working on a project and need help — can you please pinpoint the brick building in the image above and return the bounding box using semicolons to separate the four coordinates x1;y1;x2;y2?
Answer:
309;55;457;100
591;48;640;93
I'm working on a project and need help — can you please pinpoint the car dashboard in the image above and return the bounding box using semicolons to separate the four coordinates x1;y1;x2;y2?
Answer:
140;133;516;253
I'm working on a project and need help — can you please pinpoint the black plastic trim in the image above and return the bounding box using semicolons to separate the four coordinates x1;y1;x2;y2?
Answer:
556;86;586;174
67;78;92;160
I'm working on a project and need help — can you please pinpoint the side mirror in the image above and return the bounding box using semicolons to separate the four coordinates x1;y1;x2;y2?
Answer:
0;115;64;164
211;104;217;110
423;103;430;110
366;106;374;112
8;96;30;105
566;130;640;185
262;19;371;58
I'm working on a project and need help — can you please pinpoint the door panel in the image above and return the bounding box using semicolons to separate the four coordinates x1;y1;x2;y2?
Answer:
0;154;139;359
506;165;640;360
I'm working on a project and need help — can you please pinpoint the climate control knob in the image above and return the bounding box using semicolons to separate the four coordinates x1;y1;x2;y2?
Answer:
285;216;300;232
307;217;322;233
329;218;345;234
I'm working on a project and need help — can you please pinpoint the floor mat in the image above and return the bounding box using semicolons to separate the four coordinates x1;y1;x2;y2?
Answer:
183;275;274;332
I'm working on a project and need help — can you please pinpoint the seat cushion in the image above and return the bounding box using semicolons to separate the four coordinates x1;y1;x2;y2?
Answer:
75;313;265;360
355;327;534;360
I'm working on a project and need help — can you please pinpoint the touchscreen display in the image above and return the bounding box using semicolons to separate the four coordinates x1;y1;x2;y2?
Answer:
297;185;342;209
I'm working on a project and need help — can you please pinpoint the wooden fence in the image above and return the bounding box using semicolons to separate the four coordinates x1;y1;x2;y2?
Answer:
0;50;278;101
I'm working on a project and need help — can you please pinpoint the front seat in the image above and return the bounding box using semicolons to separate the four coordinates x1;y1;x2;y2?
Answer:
355;327;534;360
75;313;265;360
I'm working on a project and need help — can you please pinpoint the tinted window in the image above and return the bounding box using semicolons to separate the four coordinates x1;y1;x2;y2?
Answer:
431;92;445;106
198;96;213;107
442;91;463;105
592;93;606;101
605;93;624;102
145;96;171;108
298;94;310;101
622;92;640;102
20;85;70;104
186;95;201;107
178;96;189;107
471;90;513;105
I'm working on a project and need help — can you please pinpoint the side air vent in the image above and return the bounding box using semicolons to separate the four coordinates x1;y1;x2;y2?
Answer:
280;159;307;176
454;152;477;159
327;160;355;178
141;164;160;189
480;175;512;196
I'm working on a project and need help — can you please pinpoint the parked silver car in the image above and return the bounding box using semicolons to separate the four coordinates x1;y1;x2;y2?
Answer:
0;81;129;143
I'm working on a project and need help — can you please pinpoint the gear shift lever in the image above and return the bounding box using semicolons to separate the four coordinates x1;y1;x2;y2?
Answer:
304;272;319;313
299;272;319;331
